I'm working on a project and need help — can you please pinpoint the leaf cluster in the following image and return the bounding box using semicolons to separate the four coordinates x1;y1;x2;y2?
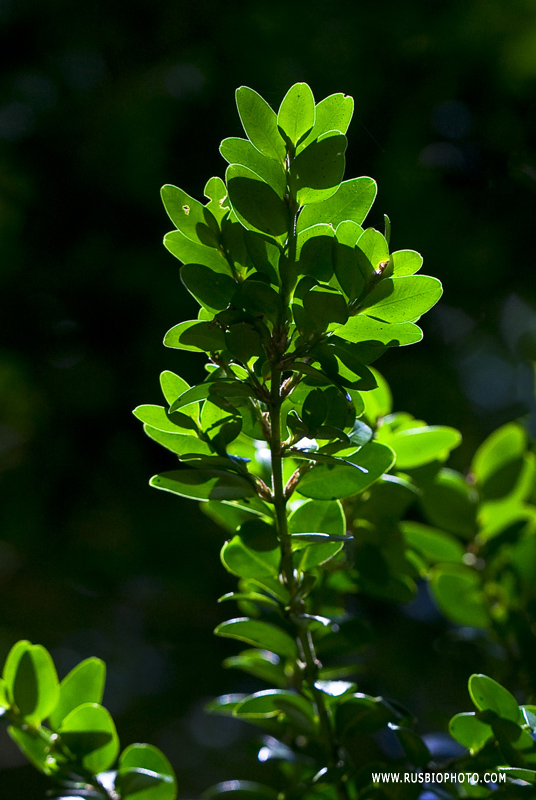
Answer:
0;640;177;800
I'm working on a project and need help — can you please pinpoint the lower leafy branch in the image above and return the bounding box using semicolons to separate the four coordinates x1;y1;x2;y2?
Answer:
0;641;177;800
268;365;349;794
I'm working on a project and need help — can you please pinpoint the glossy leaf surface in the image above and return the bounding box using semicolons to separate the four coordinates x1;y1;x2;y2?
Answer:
49;657;106;730
236;86;286;162
215;618;298;658
150;470;256;502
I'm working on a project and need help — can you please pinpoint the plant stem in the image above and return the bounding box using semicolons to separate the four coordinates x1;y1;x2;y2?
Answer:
268;366;347;793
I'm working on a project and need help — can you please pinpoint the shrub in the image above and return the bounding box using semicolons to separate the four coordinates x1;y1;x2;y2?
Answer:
3;83;536;799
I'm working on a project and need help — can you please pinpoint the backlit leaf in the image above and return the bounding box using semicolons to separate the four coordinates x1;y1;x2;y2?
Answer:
117;743;176;800
298;177;377;231
215;618;298;658
291;132;347;206
49;658;106;731
430;565;488;628
296;442;395;500
298;92;354;152
181;264;237;312
236;86;286;162
161;184;219;247
150;469;256;501
220;138;286;198
164;228;230;273
277;83;315;147
59;702;119;774
469;674;521;722
361;276;443;323
390;426;462;469
334;316;423;347
449;712;493;755
164;320;226;352
227;165;289;237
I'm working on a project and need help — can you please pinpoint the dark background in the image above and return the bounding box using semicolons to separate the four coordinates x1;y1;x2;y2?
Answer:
2;0;536;796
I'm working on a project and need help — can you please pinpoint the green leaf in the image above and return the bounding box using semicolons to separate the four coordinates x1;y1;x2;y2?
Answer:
164;320;226;352
11;644;59;723
214;618;298;658
226;323;264;363
449;712;494;754
234;689;316;725
288;499;345;537
49;657;106;731
204;496;269;534
294;539;344;571
312;341;380;392
203;780;279;800
298;92;354;152
3;640;30;696
8;726;53;774
390;250;423;276
430;565;488;628
243;230;280;283
401;522;464;564
169;381;253;413
469;674;521;722
288;499;347;568
298;178;377;231
301;388;328;429
420;468;478;538
335;693;394;737
144;427;212;458
204;176;229;224
235;86;286;162
355;227;389;277
150;469;256;501
181;264;237;313
221;520;280;579
303;287;348;333
0;677;9;709
161;184;219;247
498;768;536;783
116;768;173;799
297;441;395;500
220;138;286;198
471;423;526;499
390;426;462;469
361;276;443;323
160;371;190;406
223;649;287;688
296;224;335;281
233;280;280;320
333;240;366;303
336;219;364;247
291;132;347;206
384;214;391;245
205;693;248;716
227;164;289;238
117;743;176;800
164;228;230;273
277;83;315;146
58;702;119;774
290;533;351;544
134;405;198;434
334;316;423;348
389;724;431;767
219;591;280;612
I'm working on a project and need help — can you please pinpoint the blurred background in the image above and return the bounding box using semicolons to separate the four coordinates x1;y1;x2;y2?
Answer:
2;0;536;795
